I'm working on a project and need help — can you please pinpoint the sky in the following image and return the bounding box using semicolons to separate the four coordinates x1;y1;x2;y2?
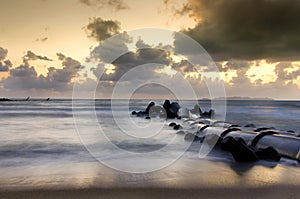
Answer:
0;0;300;99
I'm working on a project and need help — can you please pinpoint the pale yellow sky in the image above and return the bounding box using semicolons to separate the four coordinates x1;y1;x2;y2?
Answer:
0;0;195;67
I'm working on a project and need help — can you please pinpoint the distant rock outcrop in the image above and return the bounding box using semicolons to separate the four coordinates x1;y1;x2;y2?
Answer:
214;96;274;101
0;98;13;101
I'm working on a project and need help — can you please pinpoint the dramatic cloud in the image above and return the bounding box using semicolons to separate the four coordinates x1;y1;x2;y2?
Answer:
0;60;12;72
172;60;195;73
172;0;300;61
23;50;52;65
135;37;151;49
96;48;170;81
79;0;128;10
275;62;300;82
221;60;251;72
3;53;83;91
112;48;171;68
0;47;8;60
0;47;12;72
86;17;121;42
90;31;132;63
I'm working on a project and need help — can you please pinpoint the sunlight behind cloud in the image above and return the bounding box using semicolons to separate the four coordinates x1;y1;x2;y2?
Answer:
154;65;177;77
220;71;237;85
104;64;116;75
170;54;187;63
246;60;278;84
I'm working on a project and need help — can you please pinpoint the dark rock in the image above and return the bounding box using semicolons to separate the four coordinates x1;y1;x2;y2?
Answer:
145;101;155;114
245;124;256;128
163;100;180;119
169;122;177;127
256;147;281;162
131;111;137;115
255;127;276;132
200;109;215;118
229;124;241;128
0;98;13;101
136;111;146;117
173;124;182;130
221;136;259;162
145;116;151;119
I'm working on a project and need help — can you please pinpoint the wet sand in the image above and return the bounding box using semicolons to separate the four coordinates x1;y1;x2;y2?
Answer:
0;156;300;198
1;186;300;199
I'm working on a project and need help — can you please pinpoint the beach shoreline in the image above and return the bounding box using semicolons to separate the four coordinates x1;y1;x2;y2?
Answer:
1;185;300;199
1;156;300;198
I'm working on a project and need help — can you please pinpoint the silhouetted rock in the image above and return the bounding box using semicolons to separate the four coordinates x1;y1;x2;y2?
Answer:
169;122;176;127
255;147;281;162
200;109;215;118
145;101;155;114
0;98;13;101
163;100;180;119
132;101;156;117
173;124;182;130
245;124;256;128
229;124;241;128
255;127;276;132
221;137;259;162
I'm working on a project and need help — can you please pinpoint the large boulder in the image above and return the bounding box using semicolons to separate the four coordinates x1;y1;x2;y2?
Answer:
221;136;259;162
255;147;281;162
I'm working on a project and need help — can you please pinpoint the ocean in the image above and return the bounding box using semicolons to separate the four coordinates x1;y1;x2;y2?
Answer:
0;99;299;188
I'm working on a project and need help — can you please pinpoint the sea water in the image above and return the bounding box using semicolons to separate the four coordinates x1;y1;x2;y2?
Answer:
0;99;299;187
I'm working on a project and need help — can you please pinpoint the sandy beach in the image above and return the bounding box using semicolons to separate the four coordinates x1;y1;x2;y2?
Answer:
1;186;300;199
1;156;299;199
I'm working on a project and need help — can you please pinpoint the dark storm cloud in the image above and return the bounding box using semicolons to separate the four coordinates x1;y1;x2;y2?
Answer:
93;48;170;82
89;33;188;82
90;32;204;83
3;53;83;91
0;47;12;72
112;48;171;68
172;0;300;61
79;0;128;10
86;17;121;42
